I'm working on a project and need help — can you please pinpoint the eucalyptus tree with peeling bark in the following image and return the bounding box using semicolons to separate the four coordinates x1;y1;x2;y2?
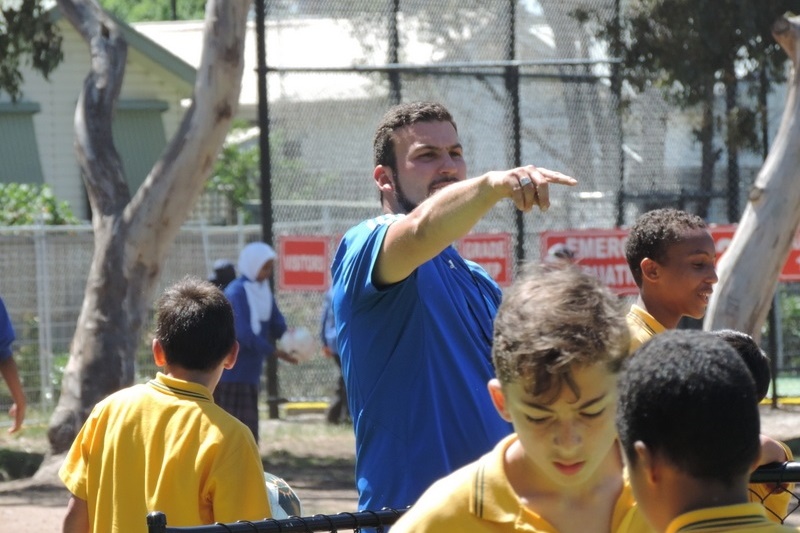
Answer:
704;14;800;339
47;0;249;454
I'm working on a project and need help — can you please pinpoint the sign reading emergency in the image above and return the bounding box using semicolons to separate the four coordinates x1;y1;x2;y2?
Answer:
278;236;329;291
541;229;636;295
541;225;800;295
458;233;512;286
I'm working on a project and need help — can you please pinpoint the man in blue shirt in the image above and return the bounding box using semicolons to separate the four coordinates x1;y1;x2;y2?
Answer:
331;101;576;511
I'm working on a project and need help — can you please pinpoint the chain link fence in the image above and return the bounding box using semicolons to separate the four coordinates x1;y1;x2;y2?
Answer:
1;0;798;421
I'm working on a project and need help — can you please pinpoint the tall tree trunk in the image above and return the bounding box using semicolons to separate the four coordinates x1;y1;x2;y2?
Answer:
47;0;249;454
704;15;800;338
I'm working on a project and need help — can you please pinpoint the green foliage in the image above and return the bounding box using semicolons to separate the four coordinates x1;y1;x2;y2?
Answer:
588;0;794;133
206;127;261;223
0;0;63;101
608;0;792;104
0;183;78;225
205;124;308;225
779;290;800;370
100;0;207;22
579;0;796;218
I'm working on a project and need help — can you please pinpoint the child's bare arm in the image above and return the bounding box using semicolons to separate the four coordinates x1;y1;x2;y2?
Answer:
758;434;790;466
62;494;89;533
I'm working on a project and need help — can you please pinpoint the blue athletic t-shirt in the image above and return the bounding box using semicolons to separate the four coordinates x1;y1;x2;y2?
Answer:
331;214;512;511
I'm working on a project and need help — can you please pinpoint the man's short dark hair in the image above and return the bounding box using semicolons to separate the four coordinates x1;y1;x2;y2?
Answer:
713;329;771;402
625;208;707;287
616;329;760;485
373;101;457;170
155;276;236;371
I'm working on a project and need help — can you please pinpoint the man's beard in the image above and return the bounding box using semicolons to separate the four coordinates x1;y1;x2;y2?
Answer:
392;171;458;214
393;175;419;214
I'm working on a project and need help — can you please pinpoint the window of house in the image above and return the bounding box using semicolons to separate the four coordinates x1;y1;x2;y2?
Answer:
0;102;45;184
112;99;169;194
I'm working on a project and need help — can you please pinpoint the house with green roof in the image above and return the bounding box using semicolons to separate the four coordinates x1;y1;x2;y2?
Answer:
0;8;196;220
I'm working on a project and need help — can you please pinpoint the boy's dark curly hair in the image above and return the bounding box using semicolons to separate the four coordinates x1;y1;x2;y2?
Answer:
625;208;707;287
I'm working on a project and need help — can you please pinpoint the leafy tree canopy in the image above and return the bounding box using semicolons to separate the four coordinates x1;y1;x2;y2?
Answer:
578;0;796;161
607;0;794;106
99;0;206;22
0;0;63;100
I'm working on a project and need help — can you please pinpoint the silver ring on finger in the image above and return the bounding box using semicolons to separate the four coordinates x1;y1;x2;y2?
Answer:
519;176;533;187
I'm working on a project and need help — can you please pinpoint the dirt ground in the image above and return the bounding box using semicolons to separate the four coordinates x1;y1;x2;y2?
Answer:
2;406;800;531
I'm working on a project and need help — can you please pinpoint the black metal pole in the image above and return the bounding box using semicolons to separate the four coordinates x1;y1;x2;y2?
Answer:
612;0;625;227
255;0;279;420
506;0;523;267
388;0;401;104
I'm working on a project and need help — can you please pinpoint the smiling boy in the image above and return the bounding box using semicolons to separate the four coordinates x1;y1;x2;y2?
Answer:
391;263;652;533
624;208;718;353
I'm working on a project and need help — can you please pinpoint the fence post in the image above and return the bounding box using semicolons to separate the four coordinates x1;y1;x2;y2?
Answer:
33;221;54;412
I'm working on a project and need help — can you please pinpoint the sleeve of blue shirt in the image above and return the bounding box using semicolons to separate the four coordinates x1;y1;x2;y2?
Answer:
266;299;288;346
0;298;15;361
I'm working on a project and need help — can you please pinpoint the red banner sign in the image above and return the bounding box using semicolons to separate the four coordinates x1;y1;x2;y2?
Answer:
541;225;800;295
278;236;330;291
458;233;513;286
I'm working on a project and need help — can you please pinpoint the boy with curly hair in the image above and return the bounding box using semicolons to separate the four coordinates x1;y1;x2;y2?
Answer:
617;329;799;532
624;208;718;353
392;263;653;532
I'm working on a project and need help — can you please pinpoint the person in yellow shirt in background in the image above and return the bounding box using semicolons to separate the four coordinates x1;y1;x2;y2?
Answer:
59;277;271;532
713;329;795;521
392;263;652;533
623;208;717;353
617;330;800;533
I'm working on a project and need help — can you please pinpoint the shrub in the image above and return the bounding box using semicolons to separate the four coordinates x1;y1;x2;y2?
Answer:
0;183;78;225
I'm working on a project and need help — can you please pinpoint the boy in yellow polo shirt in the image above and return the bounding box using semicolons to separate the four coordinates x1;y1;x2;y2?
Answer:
617;330;799;533
623;208;718;353
60;277;272;532
392;263;652;533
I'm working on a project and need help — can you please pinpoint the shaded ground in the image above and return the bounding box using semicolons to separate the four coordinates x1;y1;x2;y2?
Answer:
1;405;800;530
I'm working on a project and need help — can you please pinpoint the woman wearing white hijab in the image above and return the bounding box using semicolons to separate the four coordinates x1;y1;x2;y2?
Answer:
213;242;297;443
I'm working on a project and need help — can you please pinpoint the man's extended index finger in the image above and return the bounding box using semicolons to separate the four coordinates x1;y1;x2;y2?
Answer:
539;168;577;186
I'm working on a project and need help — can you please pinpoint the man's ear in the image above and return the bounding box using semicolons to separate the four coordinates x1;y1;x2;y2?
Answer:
640;257;660;283
488;379;513;422
374;165;395;194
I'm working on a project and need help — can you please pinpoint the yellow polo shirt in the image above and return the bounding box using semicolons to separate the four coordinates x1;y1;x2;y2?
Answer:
627;304;666;354
667;502;800;532
391;434;653;532
60;373;271;532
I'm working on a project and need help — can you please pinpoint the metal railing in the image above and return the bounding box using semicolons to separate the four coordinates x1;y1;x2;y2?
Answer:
145;463;800;532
